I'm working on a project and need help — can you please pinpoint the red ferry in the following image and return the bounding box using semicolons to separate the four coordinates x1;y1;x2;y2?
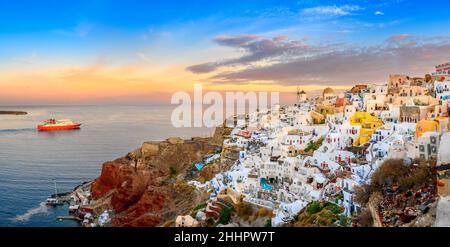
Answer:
37;119;81;131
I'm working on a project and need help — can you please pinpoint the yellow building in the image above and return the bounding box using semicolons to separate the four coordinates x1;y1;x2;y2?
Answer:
416;117;449;138
349;112;383;146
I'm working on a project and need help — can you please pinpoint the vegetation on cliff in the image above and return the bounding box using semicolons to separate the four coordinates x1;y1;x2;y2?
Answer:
219;207;234;224
290;201;348;227
304;137;324;153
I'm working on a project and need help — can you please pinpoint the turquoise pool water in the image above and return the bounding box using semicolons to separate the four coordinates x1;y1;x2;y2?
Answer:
260;178;273;190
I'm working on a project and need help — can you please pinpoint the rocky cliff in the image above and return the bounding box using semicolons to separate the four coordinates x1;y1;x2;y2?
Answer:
89;127;231;226
354;158;438;227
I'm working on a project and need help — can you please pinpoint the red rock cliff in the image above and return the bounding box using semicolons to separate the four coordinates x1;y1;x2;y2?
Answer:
90;128;231;226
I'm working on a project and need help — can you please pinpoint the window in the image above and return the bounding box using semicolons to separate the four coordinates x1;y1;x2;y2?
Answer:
419;145;425;152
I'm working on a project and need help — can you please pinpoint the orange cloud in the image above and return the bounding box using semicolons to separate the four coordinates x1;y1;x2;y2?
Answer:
0;59;348;104
0;63;205;103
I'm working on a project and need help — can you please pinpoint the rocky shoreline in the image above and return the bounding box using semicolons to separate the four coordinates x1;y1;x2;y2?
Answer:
73;126;232;227
0;111;27;115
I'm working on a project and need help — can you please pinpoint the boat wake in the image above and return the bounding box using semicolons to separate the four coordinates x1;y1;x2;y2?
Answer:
0;128;35;133
12;202;49;222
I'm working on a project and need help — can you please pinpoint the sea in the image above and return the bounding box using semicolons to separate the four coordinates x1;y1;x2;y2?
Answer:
0;105;212;227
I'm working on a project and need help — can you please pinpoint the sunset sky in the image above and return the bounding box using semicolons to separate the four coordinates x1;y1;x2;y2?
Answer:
1;0;450;105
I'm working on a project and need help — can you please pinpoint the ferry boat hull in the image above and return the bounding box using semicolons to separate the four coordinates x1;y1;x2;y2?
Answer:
37;119;81;131
37;124;81;131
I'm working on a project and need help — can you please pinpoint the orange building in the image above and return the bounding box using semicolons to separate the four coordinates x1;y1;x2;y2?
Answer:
335;97;346;107
416;117;450;138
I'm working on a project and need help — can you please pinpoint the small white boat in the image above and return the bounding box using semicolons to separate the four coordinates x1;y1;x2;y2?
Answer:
45;180;65;206
46;198;64;206
68;204;80;213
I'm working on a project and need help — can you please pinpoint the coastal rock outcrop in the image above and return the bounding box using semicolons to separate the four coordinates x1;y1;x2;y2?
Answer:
89;126;231;226
0;110;27;115
141;142;160;156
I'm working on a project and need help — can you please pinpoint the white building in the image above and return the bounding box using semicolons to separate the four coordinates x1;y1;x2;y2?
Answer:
343;105;356;121
417;132;441;160
435;80;450;102
363;84;388;115
341;178;361;216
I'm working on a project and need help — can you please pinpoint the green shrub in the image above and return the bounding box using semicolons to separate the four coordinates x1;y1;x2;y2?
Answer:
169;166;178;177
206;218;215;226
192;203;207;211
306;201;322;215
219;207;234;225
305;137;324;152
339;216;351;227
325;203;342;215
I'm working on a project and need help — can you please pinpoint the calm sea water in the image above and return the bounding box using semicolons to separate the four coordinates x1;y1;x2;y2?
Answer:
0;105;212;227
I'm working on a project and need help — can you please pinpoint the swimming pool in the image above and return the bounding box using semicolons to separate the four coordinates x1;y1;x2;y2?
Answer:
260;178;273;190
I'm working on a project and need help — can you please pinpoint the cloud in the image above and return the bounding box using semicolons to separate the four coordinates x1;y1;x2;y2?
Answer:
187;34;450;86
0;60;204;104
375;11;385;16
386;34;411;42
214;34;260;47
186;62;220;74
136;52;151;62
301;5;362;17
186;34;313;73
12;52;38;64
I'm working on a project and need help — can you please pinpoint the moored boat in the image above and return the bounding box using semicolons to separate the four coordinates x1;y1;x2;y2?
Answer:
68;204;80;213
46;198;64;206
37;119;81;131
45;180;65;206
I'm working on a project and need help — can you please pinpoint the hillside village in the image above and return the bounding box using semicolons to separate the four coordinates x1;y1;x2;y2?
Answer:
176;63;450;227
69;63;450;227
